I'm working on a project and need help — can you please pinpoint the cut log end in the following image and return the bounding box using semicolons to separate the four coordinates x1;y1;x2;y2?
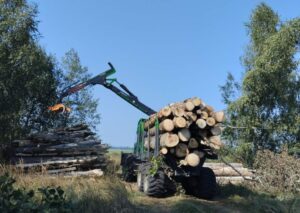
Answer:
159;119;174;132
178;128;191;142
161;133;179;148
186;153;200;167
206;117;216;126
188;138;199;149
173;117;187;128
160;147;168;155
185;101;195;111
213;111;225;123
196;119;206;129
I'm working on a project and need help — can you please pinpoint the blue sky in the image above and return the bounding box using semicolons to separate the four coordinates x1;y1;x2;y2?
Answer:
31;0;300;147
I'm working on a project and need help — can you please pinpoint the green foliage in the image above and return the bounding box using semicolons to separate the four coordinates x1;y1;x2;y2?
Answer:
0;0;59;145
221;3;300;165
0;1;101;152
0;173;70;213
149;155;163;176
253;149;300;196
0;173;37;212
38;186;70;213
56;49;100;130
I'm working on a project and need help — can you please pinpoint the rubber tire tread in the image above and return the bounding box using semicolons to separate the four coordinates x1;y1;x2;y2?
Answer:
143;169;176;198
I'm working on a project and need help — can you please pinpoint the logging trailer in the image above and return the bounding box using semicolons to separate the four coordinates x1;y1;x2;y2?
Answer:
50;63;218;199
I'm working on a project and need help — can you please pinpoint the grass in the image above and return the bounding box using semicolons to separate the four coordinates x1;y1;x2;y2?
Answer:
1;152;299;213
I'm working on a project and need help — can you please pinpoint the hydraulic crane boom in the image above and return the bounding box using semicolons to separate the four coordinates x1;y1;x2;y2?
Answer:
53;63;156;116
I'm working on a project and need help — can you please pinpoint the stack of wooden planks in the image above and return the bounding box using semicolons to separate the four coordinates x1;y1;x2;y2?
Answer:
143;97;225;167
10;124;108;174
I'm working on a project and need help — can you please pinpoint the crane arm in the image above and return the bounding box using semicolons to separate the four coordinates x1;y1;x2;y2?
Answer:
51;63;156;116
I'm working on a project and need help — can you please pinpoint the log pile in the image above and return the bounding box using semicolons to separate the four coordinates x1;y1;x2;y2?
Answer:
10;124;108;174
203;163;255;184
143;97;225;167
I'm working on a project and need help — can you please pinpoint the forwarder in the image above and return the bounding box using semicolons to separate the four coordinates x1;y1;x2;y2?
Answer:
50;63;218;199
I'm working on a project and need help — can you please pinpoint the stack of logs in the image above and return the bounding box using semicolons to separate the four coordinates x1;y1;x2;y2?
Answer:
204;163;255;184
10;124;108;174
144;97;225;167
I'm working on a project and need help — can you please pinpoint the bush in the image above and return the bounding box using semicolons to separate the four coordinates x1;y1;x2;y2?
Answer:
253;149;300;196
0;173;70;213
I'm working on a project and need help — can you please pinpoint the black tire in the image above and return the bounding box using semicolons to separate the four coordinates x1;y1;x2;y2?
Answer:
143;169;176;198
122;154;137;182
199;156;206;167
182;167;217;200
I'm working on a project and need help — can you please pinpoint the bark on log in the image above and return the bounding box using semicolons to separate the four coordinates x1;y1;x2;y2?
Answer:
193;150;205;158
197;130;208;139
212;168;253;177
144;114;157;129
65;169;104;177
144;137;156;149
15;156;99;168
203;163;243;168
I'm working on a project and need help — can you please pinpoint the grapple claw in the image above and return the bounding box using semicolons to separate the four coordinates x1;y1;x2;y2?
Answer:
48;103;71;113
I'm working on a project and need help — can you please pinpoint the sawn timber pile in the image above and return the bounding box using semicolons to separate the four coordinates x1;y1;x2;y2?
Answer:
10;124;108;174
144;97;225;167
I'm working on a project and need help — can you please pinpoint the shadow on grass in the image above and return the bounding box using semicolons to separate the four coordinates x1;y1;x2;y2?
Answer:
215;184;300;213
